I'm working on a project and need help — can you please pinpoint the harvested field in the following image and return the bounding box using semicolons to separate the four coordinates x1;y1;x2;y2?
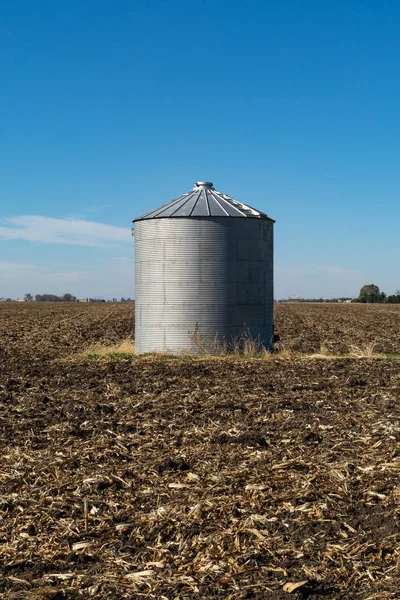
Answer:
0;303;134;371
1;302;400;365
1;303;400;599
274;303;400;355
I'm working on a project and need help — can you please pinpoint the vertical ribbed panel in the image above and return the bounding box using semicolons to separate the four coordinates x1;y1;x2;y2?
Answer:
134;217;274;353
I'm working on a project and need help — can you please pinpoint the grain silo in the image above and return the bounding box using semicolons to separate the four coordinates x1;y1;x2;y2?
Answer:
133;181;275;354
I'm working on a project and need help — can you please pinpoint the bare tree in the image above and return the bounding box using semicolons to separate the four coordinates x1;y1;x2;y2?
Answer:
62;293;77;302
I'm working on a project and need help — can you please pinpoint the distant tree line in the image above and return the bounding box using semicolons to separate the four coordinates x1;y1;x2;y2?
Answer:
21;293;134;302
278;298;354;303
32;293;77;302
358;284;400;303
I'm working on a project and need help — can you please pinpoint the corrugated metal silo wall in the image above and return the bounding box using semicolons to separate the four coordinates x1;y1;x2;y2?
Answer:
134;217;273;353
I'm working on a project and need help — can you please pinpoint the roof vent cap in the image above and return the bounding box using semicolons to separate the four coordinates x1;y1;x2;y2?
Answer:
194;181;214;189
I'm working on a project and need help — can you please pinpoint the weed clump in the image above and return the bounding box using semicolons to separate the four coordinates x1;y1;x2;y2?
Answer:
188;322;273;357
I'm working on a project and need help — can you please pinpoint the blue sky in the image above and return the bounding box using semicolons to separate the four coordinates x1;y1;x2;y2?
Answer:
1;0;400;298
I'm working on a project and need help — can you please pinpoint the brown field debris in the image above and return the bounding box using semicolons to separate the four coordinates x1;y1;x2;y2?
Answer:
274;302;400;355
0;303;400;598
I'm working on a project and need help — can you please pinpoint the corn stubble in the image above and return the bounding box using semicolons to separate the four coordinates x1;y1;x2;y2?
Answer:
0;302;399;599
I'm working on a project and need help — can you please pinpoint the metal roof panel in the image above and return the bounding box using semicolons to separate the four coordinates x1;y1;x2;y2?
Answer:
133;182;275;222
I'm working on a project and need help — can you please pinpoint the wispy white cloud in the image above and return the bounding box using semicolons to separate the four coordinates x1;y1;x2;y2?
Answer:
0;215;131;247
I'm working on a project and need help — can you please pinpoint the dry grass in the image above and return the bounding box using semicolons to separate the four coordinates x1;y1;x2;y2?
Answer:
187;322;227;355
75;341;391;363
79;338;135;358
188;323;271;357
348;342;380;358
275;340;388;361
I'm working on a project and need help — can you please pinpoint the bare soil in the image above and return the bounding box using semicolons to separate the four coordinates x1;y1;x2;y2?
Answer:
275;302;400;354
0;303;399;599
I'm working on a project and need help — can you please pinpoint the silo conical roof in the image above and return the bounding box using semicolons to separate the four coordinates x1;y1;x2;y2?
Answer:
133;181;274;222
